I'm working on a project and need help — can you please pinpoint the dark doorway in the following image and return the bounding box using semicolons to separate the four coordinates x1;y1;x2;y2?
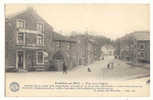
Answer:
53;51;65;71
17;51;24;69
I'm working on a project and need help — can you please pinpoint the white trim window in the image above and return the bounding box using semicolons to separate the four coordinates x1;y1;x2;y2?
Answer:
17;32;25;45
36;51;44;64
36;23;44;33
16;19;25;28
37;35;43;46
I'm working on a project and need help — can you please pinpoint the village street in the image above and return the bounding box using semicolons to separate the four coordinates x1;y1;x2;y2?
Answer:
69;57;150;81
6;57;150;82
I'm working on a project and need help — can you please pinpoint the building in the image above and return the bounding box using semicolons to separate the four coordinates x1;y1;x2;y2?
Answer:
73;35;87;65
101;45;115;59
71;34;99;66
88;39;101;63
120;46;130;61
5;8;55;72
5;7;81;72
52;33;77;71
129;31;150;63
86;39;95;64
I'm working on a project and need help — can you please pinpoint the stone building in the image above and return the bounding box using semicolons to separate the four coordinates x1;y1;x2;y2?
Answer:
129;31;150;63
5;7;78;72
5;8;54;72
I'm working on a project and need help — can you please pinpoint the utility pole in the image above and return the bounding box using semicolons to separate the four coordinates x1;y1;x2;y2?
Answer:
118;38;121;59
85;29;89;66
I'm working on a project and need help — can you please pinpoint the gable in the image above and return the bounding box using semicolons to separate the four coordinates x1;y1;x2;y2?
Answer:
6;8;54;33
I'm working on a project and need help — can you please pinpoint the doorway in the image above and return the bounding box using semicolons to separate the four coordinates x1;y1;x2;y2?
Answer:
17;51;24;69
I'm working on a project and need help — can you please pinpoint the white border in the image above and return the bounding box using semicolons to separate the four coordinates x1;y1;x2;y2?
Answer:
0;0;152;100
3;0;151;4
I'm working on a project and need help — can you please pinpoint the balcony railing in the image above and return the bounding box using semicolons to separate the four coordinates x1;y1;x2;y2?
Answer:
16;28;44;49
18;28;44;35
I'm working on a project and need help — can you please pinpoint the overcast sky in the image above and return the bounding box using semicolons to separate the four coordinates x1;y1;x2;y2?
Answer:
5;4;150;40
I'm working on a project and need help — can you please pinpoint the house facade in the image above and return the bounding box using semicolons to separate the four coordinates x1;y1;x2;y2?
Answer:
120;46;130;61
71;34;99;66
5;8;54;72
129;31;150;63
5;8;81;72
101;45;115;59
87;39;100;64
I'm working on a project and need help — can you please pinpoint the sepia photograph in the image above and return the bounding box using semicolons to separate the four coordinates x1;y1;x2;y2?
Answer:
5;4;150;96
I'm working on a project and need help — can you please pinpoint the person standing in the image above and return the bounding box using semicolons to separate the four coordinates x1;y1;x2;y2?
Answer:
63;62;67;74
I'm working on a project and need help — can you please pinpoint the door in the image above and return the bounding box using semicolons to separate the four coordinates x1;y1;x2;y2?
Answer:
17;51;24;69
55;58;64;71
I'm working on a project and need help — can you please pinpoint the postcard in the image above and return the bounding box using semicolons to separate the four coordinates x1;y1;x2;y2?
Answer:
5;4;150;97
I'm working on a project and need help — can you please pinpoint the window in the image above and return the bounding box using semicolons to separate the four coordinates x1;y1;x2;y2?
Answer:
135;44;137;48
17;32;24;44
37;52;44;64
140;52;145;58
61;42;64;48
36;23;43;32
139;43;145;50
66;42;71;49
55;41;61;48
16;19;25;28
37;35;43;45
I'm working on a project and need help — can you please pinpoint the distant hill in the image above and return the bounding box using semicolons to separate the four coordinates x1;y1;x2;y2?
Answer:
69;32;112;48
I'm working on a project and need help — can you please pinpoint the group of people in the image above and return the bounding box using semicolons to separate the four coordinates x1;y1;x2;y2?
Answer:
107;62;114;69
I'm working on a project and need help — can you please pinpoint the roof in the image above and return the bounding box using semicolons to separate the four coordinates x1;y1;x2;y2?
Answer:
88;39;97;45
6;7;34;19
6;7;54;31
131;31;150;41
53;32;76;43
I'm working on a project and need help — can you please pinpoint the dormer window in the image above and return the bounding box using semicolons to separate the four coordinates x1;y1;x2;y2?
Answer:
36;23;43;32
16;19;25;28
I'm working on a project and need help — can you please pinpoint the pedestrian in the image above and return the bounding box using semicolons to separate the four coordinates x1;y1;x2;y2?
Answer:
63;62;67;74
146;80;150;84
87;67;91;72
107;63;110;69
107;62;114;69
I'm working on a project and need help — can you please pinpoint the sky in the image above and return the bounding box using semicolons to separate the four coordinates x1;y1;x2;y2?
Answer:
5;4;150;40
